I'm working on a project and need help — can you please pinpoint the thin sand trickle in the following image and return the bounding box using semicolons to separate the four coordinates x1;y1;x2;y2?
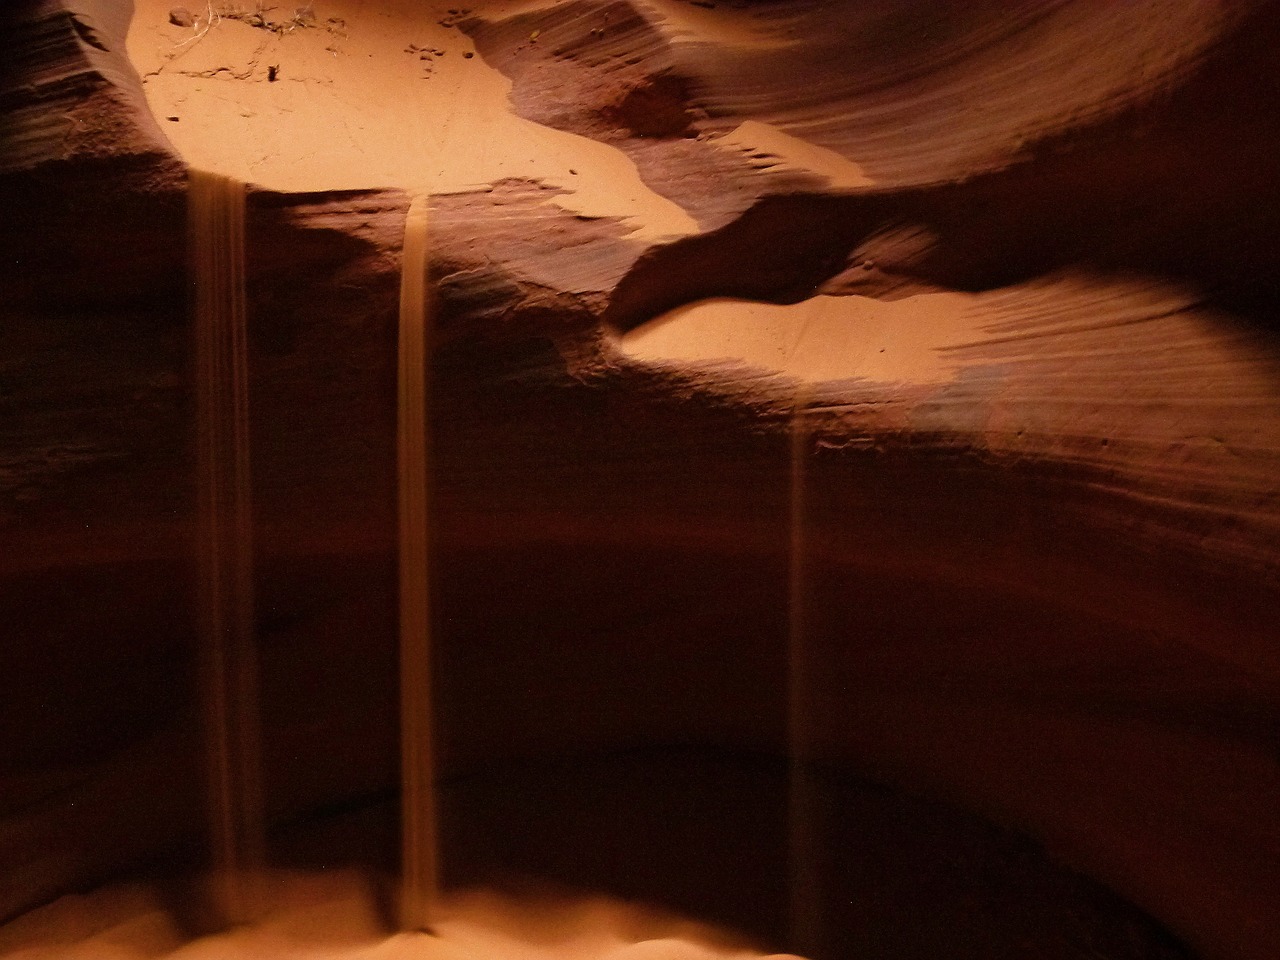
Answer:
190;168;264;927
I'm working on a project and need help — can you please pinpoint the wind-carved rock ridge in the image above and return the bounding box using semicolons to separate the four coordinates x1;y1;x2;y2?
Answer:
588;0;1280;594
1;2;1279;960
0;0;179;172
460;0;830;232
561;15;1280;947
471;0;1280;318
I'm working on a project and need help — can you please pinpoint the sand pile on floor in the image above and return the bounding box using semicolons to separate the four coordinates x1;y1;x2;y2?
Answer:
0;869;806;960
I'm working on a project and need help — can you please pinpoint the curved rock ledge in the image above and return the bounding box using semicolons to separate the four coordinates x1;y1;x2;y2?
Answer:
1;2;1278;959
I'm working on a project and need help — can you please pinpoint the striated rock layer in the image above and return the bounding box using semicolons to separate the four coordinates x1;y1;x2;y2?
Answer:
1;1;1278;959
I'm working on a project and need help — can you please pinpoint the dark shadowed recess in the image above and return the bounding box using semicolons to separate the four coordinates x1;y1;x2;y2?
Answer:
2;325;1219;951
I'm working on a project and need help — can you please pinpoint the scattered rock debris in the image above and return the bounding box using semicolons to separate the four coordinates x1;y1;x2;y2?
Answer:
406;42;452;77
438;8;471;28
220;3;317;36
156;4;349;81
174;3;334;39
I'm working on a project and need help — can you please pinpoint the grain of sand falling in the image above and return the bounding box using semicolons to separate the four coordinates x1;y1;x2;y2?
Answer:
398;196;439;932
190;168;265;926
785;390;819;957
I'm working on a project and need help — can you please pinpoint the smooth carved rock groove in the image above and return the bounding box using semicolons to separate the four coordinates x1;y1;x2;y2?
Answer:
1;2;1279;960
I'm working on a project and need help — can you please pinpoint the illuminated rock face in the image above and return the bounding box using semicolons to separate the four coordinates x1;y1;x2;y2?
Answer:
1;2;1279;959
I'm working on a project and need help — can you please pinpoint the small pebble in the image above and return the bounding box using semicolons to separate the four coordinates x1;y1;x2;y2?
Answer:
168;6;194;27
463;51;474;58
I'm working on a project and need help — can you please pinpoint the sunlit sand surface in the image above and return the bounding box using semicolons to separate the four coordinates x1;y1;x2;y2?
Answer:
0;870;807;960
619;292;985;386
127;0;699;239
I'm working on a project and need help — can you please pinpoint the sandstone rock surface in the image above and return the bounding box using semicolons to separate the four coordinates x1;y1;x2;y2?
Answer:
1;2;1278;958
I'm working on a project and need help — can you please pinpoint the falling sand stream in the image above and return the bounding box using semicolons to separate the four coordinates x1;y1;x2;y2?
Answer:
398;196;440;932
192;176;440;929
184;173;807;949
190;168;265;926
787;390;820;956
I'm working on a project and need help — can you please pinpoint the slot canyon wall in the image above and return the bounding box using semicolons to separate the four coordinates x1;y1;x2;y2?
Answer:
1;1;1278;958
